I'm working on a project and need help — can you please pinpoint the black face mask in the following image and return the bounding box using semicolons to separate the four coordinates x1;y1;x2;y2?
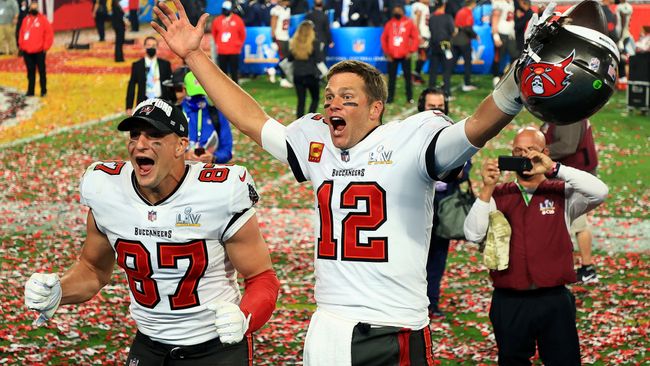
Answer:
146;48;157;57
393;13;402;19
222;9;231;15
29;8;38;15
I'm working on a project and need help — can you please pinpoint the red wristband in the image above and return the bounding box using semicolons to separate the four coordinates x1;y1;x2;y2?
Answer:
239;269;280;334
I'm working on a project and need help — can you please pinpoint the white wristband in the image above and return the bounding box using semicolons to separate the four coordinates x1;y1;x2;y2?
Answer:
261;118;288;164
492;65;523;116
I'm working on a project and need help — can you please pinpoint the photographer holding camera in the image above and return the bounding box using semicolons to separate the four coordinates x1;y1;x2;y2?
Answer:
463;127;608;364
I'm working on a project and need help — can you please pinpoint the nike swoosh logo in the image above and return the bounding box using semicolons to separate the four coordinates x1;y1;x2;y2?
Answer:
239;171;246;182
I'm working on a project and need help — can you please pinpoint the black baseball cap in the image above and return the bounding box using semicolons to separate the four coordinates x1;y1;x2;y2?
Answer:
162;66;189;88
118;98;188;137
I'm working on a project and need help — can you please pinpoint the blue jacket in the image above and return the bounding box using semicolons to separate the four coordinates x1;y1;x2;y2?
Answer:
181;95;233;164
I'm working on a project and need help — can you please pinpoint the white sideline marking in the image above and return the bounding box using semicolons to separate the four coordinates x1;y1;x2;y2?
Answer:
0;113;123;149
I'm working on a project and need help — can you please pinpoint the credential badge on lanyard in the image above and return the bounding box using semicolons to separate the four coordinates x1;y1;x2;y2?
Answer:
24;19;38;41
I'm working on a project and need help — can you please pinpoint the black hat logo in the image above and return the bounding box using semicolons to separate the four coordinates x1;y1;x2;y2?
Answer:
141;105;155;115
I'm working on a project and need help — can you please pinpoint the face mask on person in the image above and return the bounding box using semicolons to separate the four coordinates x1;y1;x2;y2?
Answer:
29;7;38;15
393;13;402;19
146;48;157;58
222;9;231;15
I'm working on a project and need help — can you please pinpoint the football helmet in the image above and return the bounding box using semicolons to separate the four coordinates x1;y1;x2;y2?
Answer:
516;0;620;125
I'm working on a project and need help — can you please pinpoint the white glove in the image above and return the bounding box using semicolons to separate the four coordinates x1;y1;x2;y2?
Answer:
524;2;557;43
270;42;279;52
25;273;62;321
206;301;250;344
350;13;360;21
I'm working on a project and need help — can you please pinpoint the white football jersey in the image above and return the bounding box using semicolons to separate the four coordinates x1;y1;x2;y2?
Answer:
285;112;452;329
492;0;515;37
80;161;259;345
410;2;431;40
270;5;291;41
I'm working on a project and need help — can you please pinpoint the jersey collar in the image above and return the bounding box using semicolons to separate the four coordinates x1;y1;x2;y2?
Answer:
131;165;190;206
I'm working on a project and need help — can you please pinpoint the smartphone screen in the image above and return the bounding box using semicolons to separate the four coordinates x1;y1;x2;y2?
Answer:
498;156;533;172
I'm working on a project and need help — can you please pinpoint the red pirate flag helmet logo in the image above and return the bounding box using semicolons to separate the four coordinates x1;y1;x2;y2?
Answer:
521;50;575;99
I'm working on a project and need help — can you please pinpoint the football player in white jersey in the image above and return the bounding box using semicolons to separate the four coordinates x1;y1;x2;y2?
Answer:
24;98;280;366
152;0;524;364
411;0;431;84
270;0;292;87
491;0;519;86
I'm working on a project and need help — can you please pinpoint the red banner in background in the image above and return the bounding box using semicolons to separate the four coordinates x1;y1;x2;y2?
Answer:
52;0;94;32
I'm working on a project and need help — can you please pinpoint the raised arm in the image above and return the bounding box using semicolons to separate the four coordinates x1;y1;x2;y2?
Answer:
463;92;517;148
432;71;519;175
464;159;500;243
152;0;270;146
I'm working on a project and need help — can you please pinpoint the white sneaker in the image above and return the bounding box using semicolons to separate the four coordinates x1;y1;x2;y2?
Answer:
462;84;477;92
618;76;628;83
267;68;276;83
492;76;500;87
279;78;293;88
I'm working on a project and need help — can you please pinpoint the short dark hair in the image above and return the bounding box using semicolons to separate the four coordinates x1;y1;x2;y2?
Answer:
144;36;158;45
327;60;388;121
417;87;446;112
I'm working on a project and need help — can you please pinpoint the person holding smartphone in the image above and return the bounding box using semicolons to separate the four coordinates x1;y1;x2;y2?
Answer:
463;127;608;364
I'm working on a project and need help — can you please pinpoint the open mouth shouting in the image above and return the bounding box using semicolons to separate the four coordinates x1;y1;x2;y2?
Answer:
135;156;155;176
329;116;347;137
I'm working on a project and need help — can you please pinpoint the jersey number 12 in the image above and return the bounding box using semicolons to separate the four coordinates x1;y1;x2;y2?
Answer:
317;181;388;262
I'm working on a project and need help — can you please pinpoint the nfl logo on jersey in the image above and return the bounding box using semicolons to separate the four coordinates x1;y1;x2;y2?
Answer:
341;150;350;162
148;210;157;222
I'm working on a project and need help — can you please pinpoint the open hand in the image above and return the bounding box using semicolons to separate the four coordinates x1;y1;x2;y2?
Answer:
152;0;209;60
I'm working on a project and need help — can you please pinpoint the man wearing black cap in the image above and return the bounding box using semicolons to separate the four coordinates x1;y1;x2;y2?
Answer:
24;98;280;365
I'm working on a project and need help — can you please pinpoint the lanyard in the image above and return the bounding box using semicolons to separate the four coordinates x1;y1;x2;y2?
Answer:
183;108;203;145
23;16;38;36
196;108;203;142
515;181;532;206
